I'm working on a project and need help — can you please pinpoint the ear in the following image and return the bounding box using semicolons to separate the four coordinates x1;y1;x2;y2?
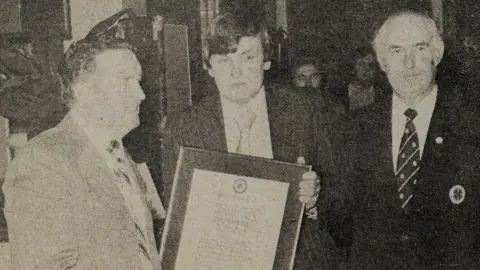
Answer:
432;38;445;67
263;61;271;71
69;81;83;102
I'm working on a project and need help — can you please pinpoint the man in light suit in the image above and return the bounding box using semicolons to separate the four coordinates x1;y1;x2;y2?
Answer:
327;11;480;269
162;10;339;269
2;25;163;269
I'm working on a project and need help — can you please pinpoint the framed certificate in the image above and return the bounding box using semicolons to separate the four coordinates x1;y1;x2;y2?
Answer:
159;147;310;270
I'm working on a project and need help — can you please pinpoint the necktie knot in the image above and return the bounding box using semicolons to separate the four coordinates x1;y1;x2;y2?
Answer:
107;140;120;153
107;140;124;163
234;107;256;130
404;108;418;121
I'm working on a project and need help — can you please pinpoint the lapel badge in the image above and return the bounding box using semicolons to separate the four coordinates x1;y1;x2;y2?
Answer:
449;184;466;205
435;136;443;144
297;156;306;165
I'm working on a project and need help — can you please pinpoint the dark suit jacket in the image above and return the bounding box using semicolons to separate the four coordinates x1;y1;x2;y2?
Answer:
329;84;480;269
161;84;340;269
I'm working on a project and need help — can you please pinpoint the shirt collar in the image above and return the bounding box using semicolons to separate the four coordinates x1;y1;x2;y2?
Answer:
70;109;123;155
392;85;438;117
220;85;266;116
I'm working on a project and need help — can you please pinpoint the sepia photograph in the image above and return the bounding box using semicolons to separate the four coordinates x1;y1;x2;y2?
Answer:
1;0;480;269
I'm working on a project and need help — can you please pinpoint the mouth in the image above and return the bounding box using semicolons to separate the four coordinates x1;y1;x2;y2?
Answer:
131;105;140;112
405;72;422;77
230;82;246;88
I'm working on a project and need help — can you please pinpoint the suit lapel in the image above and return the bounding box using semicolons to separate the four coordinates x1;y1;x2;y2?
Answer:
358;99;395;177
412;88;460;208
196;93;228;152
57;114;131;213
265;86;282;159
421;89;459;169
264;86;301;162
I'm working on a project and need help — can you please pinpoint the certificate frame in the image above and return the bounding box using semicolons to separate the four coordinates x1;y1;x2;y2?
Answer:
160;146;310;270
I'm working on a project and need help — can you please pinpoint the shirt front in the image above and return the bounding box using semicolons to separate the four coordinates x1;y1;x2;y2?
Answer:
391;86;438;172
221;86;273;159
71;110;155;270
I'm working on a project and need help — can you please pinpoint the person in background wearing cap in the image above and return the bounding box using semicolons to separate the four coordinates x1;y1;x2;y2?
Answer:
324;10;480;269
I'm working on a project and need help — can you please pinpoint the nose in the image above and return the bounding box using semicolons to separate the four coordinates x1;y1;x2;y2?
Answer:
230;58;243;78
134;82;146;101
404;50;416;69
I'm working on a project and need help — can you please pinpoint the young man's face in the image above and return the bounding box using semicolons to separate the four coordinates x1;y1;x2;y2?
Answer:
208;35;271;105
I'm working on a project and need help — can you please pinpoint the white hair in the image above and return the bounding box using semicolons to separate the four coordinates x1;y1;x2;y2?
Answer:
372;11;444;65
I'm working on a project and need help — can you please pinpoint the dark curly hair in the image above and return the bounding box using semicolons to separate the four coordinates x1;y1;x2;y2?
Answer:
203;9;273;69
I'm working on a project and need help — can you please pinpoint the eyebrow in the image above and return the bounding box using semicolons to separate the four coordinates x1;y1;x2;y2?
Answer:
388;45;403;50
388;41;430;50
415;42;429;47
241;48;259;55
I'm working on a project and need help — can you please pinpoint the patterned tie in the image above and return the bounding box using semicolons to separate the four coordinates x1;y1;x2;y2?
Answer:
396;108;420;209
107;140;131;184
107;140;153;269
234;108;257;154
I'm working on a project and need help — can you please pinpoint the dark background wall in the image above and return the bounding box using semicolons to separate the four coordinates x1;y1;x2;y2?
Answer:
287;0;431;85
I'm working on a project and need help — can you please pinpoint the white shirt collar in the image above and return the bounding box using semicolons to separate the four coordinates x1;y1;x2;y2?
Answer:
219;86;273;158
70;109;125;166
392;85;438;119
220;85;267;117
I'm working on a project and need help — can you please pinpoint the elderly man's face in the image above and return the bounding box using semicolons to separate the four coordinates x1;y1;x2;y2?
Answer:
77;49;145;137
208;35;270;105
379;15;440;101
293;64;322;89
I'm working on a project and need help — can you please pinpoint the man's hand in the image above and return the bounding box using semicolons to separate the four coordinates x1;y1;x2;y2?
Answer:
298;171;321;211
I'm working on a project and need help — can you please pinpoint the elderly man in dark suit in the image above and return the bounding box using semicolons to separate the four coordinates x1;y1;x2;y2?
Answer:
162;9;339;269
326;11;480;269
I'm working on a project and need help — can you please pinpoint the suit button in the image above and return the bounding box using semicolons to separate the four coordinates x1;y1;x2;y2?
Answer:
400;234;410;241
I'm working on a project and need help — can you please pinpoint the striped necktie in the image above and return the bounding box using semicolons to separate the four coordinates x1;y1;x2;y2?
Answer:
395;108;420;209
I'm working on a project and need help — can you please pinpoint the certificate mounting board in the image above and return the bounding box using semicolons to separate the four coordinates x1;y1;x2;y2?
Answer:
160;147;309;270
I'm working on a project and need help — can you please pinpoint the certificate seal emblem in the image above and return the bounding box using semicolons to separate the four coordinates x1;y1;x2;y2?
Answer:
449;184;466;205
233;179;247;194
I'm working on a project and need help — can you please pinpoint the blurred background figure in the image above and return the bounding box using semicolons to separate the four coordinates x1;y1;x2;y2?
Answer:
292;56;326;91
0;33;66;140
346;46;379;111
290;55;346;125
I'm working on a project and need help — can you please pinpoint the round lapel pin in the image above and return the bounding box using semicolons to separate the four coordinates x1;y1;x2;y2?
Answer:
435;136;443;144
233;179;247;194
449;184;465;205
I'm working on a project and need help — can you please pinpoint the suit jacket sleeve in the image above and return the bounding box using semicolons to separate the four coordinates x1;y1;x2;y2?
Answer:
4;158;81;270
